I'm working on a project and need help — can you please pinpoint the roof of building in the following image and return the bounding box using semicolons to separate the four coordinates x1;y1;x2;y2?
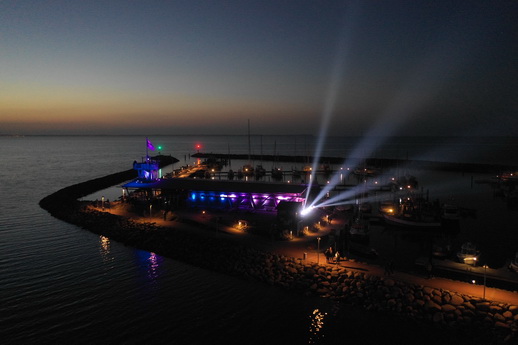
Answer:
122;178;309;195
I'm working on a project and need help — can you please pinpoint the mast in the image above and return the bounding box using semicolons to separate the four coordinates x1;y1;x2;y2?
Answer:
247;119;251;163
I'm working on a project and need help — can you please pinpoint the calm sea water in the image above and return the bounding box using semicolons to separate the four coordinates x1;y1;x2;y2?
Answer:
1;135;517;344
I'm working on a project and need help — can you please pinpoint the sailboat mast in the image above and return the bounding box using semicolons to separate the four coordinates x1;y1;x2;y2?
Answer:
247;119;251;163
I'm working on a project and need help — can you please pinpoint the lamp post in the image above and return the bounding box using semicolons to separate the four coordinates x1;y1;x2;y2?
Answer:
101;196;105;210
483;265;488;299
317;237;321;264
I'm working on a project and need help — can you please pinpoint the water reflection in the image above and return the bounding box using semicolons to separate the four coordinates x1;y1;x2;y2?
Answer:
99;235;114;263
136;250;162;282
147;252;160;281
308;308;327;344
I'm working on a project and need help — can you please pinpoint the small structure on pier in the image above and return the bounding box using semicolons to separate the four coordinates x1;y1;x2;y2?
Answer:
133;157;160;182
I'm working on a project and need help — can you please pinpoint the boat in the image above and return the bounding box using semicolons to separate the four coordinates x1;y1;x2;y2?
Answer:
497;171;518;183
242;164;254;177
391;174;418;191
456;242;480;265
353;166;379;177
271;167;283;181
379;200;397;215
291;167;302;179
381;194;443;229
509;252;518;273
255;165;266;180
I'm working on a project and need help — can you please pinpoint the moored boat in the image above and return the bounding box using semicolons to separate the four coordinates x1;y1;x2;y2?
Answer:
509;252;518;273
271;167;283;181
255;165;266;179
379;200;397;215
456;242;480;265
381;194;442;229
242;164;254;177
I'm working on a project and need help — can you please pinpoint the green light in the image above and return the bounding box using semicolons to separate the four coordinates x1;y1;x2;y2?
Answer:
158;146;162;150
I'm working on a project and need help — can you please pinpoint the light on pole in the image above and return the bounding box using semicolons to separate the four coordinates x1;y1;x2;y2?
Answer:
483;265;488;299
317;237;321;264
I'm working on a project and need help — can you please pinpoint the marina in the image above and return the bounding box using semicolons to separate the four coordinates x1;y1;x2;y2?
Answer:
3;1;517;343
115;147;518;292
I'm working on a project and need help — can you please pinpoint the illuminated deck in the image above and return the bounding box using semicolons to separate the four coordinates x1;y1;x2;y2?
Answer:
122;178;317;211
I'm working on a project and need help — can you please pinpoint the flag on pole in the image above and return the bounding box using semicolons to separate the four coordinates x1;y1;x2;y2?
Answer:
146;138;155;151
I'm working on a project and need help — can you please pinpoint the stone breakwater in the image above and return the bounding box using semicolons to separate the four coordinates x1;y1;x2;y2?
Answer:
54;207;518;344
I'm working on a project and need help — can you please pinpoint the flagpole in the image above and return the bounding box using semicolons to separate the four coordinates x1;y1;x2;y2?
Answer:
146;137;149;160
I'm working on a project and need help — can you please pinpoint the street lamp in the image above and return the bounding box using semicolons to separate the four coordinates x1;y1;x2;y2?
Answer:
483;264;488;299
317;237;321;264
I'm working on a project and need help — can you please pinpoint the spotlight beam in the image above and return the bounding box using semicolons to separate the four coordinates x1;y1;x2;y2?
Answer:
305;2;359;202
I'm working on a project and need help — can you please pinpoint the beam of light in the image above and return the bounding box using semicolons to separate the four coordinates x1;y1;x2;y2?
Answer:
308;164;401;210
305;13;482;211
304;2;359;202
302;2;486;215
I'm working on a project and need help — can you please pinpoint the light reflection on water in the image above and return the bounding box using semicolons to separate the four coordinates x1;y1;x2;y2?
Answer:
147;252;160;282
135;250;163;283
308;308;328;344
99;235;114;264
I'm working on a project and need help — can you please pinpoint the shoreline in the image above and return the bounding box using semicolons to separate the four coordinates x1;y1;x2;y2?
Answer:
39;162;518;343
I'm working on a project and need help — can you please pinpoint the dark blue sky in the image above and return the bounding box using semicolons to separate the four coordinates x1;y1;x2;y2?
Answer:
1;1;516;136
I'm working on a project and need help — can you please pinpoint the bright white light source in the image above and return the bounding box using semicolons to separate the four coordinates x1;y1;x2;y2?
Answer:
300;207;313;217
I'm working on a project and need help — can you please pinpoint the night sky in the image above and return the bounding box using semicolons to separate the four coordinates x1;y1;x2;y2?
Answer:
1;1;516;136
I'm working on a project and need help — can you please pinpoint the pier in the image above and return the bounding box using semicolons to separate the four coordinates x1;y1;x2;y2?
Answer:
192;152;518;174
